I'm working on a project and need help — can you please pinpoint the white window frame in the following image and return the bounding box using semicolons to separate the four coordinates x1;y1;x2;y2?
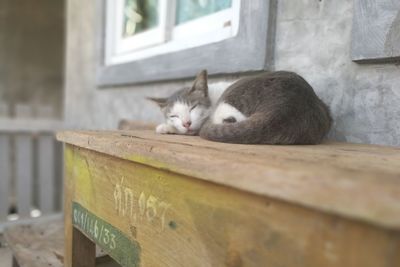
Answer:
105;0;241;65
96;0;274;86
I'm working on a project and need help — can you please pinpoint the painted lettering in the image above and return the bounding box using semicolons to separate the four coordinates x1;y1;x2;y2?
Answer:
113;178;172;230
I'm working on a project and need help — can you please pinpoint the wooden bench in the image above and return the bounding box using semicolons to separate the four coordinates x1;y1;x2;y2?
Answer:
57;130;400;267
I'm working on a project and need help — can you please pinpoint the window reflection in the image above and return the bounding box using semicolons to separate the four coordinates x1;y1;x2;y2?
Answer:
176;0;232;25
123;0;159;37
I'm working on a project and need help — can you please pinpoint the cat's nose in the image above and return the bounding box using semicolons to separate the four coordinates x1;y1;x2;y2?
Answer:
183;121;192;129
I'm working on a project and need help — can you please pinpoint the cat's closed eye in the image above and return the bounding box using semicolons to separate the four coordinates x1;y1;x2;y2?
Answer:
190;104;198;111
169;115;178;118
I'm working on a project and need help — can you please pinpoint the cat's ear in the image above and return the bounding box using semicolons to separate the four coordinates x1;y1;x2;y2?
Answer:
190;70;208;97
147;97;168;109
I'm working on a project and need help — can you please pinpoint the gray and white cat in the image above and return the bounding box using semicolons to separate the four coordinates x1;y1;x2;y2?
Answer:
148;70;332;144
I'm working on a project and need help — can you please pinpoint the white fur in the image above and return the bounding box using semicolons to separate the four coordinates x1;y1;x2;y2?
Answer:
155;80;238;135
156;123;177;134
212;102;247;124
208;81;233;106
170;102;191;123
157;101;210;135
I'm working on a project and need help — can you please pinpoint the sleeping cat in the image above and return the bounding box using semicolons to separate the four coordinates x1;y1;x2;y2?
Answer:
148;70;332;144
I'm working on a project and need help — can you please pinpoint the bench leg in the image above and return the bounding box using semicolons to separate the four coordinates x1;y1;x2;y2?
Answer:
64;146;95;267
72;227;96;267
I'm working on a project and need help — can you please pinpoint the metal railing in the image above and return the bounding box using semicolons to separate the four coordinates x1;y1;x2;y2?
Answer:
0;103;63;228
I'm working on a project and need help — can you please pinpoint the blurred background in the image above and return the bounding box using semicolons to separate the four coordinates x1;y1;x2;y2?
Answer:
0;0;64;227
0;0;399;239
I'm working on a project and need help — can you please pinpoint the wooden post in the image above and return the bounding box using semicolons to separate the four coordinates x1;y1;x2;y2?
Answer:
72;227;96;267
38;135;55;213
65;149;96;267
64;147;73;267
0;135;10;221
15;134;33;218
64;145;96;267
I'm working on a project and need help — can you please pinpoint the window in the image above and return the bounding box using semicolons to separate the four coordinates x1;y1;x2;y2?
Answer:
106;0;241;65
97;0;275;86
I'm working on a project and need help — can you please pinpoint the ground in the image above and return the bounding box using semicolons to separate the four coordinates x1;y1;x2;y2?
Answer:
0;233;119;267
0;235;11;267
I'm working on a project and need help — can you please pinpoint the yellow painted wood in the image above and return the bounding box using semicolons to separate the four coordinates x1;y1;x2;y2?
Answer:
63;144;400;267
57;130;400;230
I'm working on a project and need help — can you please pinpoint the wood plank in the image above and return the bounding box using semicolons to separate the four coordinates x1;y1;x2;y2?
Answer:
352;0;400;62
65;145;400;267
64;142;74;267
53;141;64;211
15;135;33;218
38;135;55;214
0;135;10;221
56;130;400;230
72;227;96;267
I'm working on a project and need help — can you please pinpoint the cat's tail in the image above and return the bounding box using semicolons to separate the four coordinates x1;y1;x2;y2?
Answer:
199;113;283;144
200;110;331;144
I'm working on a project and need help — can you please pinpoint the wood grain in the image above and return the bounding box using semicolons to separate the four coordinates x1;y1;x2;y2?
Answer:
57;130;400;230
64;146;74;267
64;145;400;267
72;227;96;267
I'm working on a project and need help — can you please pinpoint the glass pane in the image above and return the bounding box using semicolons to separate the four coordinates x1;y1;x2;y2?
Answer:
176;0;232;25
123;0;159;38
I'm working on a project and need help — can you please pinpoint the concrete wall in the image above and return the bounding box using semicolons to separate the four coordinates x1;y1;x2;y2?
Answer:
65;0;400;146
0;0;65;118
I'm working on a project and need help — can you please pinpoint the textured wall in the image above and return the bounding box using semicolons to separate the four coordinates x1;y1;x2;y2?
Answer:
275;0;400;145
65;0;400;146
0;0;65;118
352;0;400;61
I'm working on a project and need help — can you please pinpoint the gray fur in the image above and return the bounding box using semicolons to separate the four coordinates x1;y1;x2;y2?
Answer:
199;71;332;144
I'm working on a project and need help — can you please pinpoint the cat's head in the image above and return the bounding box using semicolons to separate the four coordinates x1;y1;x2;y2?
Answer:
148;70;211;135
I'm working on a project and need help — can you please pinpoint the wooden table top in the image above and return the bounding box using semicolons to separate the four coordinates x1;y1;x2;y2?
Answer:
57;130;400;230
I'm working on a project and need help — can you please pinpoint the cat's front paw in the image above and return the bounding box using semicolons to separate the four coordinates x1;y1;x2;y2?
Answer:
156;124;176;134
